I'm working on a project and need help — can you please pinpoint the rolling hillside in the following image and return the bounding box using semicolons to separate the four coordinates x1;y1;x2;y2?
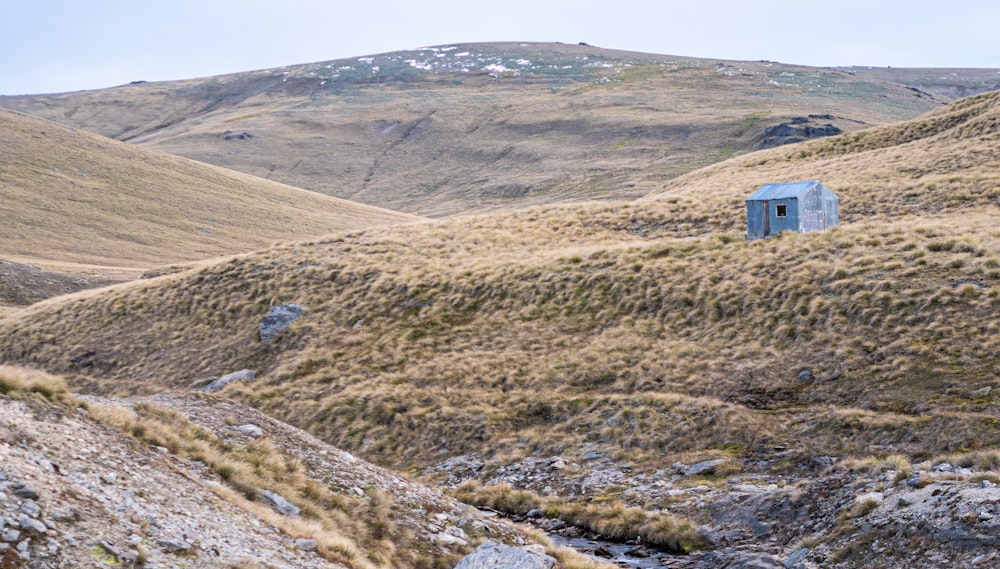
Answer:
0;43;954;217
2;90;998;472
3;69;1000;568
0;108;419;277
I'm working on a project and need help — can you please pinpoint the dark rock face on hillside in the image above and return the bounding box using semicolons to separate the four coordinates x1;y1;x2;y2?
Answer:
760;116;843;149
260;304;306;343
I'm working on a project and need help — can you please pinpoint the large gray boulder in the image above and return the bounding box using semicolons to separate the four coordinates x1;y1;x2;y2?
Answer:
258;489;300;516
454;542;555;569
201;369;256;392
260;304;306;343
683;459;727;476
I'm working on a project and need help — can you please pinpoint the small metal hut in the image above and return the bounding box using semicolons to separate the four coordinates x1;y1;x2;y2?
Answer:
746;180;838;240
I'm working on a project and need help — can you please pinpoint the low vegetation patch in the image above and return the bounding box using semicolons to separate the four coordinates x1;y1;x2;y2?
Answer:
0;365;70;403
453;482;704;554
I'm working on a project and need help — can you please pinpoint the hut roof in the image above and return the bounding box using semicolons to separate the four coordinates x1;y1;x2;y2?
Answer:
746;180;823;201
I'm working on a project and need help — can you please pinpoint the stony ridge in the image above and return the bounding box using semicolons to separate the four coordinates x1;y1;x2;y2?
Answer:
0;386;532;569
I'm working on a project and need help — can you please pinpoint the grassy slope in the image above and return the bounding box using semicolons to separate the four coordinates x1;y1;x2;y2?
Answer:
0;43;948;217
0;108;419;272
641;88;1000;229
2;92;999;477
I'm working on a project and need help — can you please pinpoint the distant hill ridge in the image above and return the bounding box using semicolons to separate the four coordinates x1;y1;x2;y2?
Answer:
0;42;970;217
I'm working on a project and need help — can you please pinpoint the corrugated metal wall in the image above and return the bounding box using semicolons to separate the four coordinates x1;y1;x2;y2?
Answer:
747;183;838;239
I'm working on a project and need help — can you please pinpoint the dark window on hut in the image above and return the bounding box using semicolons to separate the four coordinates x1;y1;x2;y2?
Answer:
776;204;787;217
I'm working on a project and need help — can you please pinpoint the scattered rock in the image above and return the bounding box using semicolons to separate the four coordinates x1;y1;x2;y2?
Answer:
0;426;17;445
156;538;191;553
98;540;123;560
796;369;814;382
201;369;256;392
970;386;992;398
626;545;651;558
812;456;835;469
295;538;318;552
222;130;253;140
684;459;727;476
591;545;614;558
455;541;556;569
100;473;118;484
258;489;300;516
18;515;47;535
433;531;468;547
19;500;40;518
12;485;39;500
857;492;885;504
260;304;306;343
541;519;565;532
784;547;809;567
234;424;264;437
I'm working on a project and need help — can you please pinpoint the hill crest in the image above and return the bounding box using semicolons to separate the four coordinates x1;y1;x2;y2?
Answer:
0;42;957;217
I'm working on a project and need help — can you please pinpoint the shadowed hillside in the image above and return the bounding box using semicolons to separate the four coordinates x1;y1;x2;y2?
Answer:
0;43;952;217
0;109;419;274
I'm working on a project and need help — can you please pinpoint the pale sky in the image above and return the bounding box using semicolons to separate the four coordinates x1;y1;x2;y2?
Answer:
2;0;998;95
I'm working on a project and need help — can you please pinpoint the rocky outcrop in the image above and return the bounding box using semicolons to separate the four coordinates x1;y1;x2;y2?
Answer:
260;304;306;343
0;397;335;568
431;447;1000;569
258;489;300;516
455;542;556;569
1;390;531;569
760;116;843;149
201;368;256;392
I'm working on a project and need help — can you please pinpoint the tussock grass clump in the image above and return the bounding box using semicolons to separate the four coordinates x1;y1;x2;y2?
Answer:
839;454;914;483
454;482;704;553
0;365;70;402
929;450;1000;472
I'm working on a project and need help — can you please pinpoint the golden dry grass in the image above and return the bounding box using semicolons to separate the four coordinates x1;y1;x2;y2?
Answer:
0;364;70;402
0;108;420;271
2;91;1000;482
453;482;703;553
